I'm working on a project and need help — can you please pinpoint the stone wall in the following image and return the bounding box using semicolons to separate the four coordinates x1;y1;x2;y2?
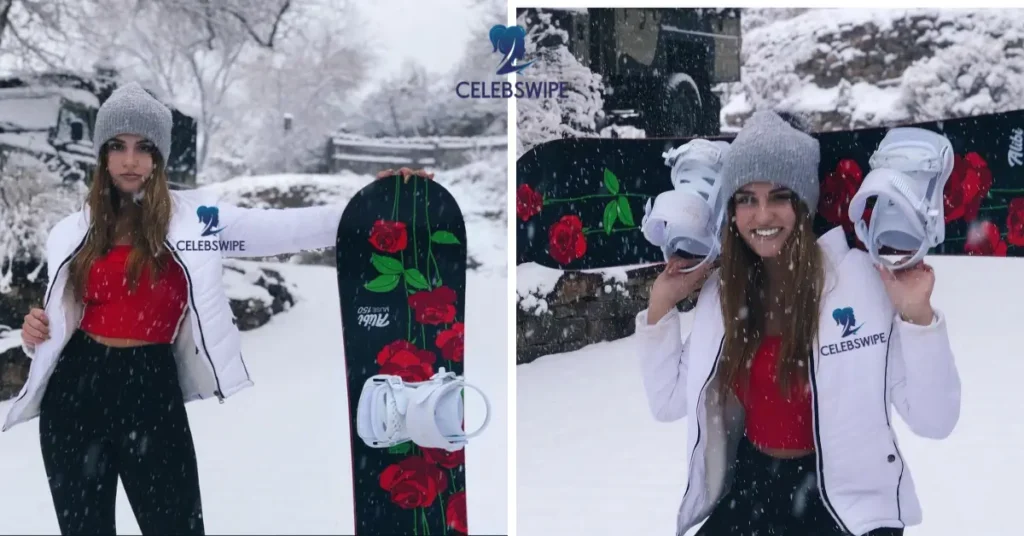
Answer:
516;265;661;364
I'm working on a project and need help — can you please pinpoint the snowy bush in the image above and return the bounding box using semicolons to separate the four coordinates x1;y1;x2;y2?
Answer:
0;154;86;293
899;33;1024;121
515;9;605;158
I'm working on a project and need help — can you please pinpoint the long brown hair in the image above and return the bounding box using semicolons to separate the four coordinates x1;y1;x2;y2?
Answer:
68;143;174;301
717;196;825;401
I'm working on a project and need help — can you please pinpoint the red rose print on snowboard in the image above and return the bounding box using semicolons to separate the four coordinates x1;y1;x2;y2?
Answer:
516;184;543;221
378;455;448;509
818;159;864;233
944;152;993;224
1006;198;1024;247
548;215;587;265
369;220;408;253
408;286;457;325
421;446;465;469
446;490;468;535
435;322;465;362
377;340;436;381
964;221;1008;257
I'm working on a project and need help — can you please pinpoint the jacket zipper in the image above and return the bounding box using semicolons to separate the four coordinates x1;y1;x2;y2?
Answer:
681;336;726;508
807;345;852;533
3;233;89;431
165;240;228;402
881;325;906;525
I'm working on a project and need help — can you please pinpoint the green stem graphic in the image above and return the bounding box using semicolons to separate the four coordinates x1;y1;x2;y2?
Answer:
449;470;456;494
425;180;433;287
978;205;1008;210
439;493;447;534
414;178;420;271
583;227;638;235
393;175;400;220
422;509;431;535
544;193;646;203
402;249;411;341
430;253;443;285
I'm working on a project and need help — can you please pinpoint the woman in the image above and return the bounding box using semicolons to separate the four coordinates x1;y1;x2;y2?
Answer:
8;82;431;535
635;110;961;536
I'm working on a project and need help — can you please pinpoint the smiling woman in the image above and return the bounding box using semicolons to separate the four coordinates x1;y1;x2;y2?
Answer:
636;110;959;536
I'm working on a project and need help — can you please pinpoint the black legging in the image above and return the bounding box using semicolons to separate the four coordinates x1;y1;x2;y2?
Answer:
696;435;904;536
38;330;204;535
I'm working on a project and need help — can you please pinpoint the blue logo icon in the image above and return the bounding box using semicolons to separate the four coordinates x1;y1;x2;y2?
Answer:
832;307;863;338
197;206;225;236
489;24;534;75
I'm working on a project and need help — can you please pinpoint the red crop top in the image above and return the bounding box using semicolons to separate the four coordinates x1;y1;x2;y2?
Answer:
79;245;188;344
730;336;815;451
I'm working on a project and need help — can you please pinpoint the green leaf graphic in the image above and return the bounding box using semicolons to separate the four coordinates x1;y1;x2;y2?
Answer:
371;253;403;275
431;230;461;245
365;274;400;293
404;268;430;290
388;441;412;455
604;168;620;195
617;196;635;226
603;200;618;235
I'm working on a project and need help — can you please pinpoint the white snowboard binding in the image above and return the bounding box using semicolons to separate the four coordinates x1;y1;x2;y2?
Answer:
641;138;730;272
849;127;954;270
356;368;491;452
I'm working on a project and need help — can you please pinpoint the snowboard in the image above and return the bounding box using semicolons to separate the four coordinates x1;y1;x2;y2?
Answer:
337;173;469;536
516;109;1024;270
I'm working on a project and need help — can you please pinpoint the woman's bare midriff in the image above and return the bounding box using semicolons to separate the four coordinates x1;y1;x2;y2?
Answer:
85;332;159;348
756;445;815;459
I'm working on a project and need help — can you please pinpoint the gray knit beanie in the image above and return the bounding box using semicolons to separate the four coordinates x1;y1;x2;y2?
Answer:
716;110;821;223
93;82;173;167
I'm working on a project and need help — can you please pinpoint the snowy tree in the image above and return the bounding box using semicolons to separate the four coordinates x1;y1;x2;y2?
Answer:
515;8;604;158
222;3;373;175
356;59;441;138
0;153;85;293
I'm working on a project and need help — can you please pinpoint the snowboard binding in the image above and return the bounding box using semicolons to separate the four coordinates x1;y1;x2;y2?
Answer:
849;127;954;270
356;368;491;452
641;139;730;272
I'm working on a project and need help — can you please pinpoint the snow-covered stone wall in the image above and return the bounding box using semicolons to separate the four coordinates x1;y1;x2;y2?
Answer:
717;8;1024;132
517;263;661;364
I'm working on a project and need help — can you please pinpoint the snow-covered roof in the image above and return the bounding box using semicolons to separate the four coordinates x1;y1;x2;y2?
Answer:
0;96;62;132
0;86;99;109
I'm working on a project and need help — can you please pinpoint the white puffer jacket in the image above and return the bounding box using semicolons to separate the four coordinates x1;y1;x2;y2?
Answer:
634;227;961;536
3;189;344;432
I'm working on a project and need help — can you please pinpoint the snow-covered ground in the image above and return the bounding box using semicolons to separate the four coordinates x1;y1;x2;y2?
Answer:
0;154;508;533
0;262;508;535
517;255;1024;535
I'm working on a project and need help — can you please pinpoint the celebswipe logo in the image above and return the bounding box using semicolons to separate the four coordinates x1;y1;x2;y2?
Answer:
819;306;887;356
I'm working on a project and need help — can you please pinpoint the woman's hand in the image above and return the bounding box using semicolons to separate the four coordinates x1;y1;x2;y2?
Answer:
21;307;50;347
647;257;714;325
376;167;435;183
876;258;935;325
